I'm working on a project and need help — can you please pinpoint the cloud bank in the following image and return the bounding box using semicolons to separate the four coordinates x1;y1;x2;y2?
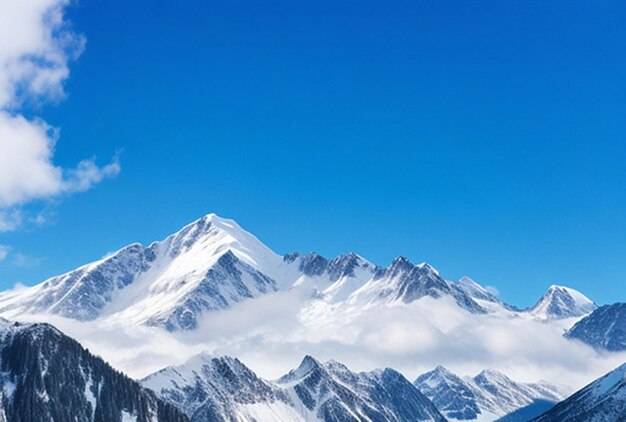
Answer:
0;0;119;231
25;292;626;395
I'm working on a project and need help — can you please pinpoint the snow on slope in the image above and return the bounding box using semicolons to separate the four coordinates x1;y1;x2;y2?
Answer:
526;285;596;320
0;213;593;333
143;353;447;422
0;214;296;330
142;353;300;421
0;214;520;331
278;355;446;421
0;212;615;397
415;366;567;421
532;362;626;421
565;303;626;352
341;256;488;314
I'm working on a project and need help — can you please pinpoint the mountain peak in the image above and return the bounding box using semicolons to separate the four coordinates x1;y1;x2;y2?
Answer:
528;284;596;320
417;262;439;275
295;354;323;375
415;365;464;388
165;213;281;271
474;368;511;383
277;355;324;384
433;364;455;375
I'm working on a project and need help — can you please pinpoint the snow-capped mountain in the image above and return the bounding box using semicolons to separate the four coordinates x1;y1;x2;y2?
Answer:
277;355;446;421
414;366;483;420
525;285;596;320
144;353;446;422
414;366;567;421
285;251;380;301
343;257;487;314
142;354;299;421
532;362;626;421
0;213;594;333
565;303;626;351
0;319;187;422
0;214;288;331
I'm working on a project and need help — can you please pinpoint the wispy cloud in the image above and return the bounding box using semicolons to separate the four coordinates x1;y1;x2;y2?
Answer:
0;245;9;262
0;0;120;232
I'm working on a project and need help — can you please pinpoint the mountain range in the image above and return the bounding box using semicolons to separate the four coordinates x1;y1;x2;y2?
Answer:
142;353;446;421
0;214;600;330
0;213;623;421
0;317;624;422
414;366;566;421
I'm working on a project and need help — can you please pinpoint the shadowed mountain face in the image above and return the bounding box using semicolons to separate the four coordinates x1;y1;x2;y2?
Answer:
565;303;626;351
143;353;446;422
0;319;187;422
532;363;626;422
415;366;567;421
278;356;447;422
142;354;298;422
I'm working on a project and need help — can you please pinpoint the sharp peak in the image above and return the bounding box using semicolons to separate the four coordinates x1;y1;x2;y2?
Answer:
186;351;241;366
433;364;455;374
474;368;512;381
389;256;439;272
419;365;458;379
540;284;594;302
287;251;366;261
546;284;573;292
543;285;587;295
300;354;323;367
186;212;241;230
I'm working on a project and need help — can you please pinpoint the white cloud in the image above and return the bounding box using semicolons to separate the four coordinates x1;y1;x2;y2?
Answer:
0;0;85;108
0;0;119;231
0;245;9;261
15;293;625;397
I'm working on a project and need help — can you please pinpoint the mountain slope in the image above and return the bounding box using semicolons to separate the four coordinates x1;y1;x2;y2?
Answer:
142;354;298;421
532;363;626;422
0;319;187;422
344;256;486;314
144;353;446;422
414;366;483;420
415;366;567;421
565;303;626;351
525;285;596;320
0;214;285;331
277;355;446;422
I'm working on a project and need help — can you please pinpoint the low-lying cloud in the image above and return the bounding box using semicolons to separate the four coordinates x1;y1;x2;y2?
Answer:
22;292;626;395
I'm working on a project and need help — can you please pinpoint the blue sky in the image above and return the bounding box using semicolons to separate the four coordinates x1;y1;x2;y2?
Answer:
1;0;625;307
